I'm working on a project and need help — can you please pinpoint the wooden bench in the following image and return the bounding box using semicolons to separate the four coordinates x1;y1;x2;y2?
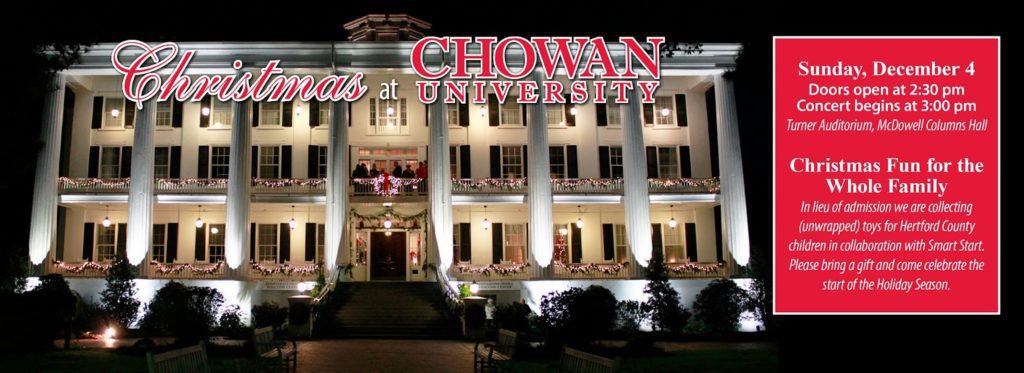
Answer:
560;347;619;373
254;326;298;372
146;342;210;373
474;328;517;372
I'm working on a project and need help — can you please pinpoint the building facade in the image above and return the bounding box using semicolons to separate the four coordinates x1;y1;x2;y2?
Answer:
28;16;749;312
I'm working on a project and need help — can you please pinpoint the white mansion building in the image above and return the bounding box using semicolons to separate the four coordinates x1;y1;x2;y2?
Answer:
28;15;749;311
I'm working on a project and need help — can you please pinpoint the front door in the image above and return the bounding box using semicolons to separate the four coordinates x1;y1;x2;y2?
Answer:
370;232;406;281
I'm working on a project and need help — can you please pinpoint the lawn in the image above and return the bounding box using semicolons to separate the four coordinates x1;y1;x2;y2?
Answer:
504;345;778;373
6;349;258;372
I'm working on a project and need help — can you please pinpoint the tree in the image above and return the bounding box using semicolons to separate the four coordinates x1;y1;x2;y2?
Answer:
140;281;224;345
0;252;29;294
745;245;773;331
643;252;690;332
693;279;746;334
100;258;140;329
540;286;618;347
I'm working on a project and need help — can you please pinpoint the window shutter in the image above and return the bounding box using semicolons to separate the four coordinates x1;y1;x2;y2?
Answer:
458;103;469;127
595;103;608;127
521;104;528;126
598;146;610;179
171;100;183;128
116;223;127;259
166;223;178;263
120;147;132;178
170;146;182;179
685;222;698;262
82;223;94;261
642;103;654;125
305;222;316;262
679;146;692;178
566;145;578;178
279;223;290;263
124;99;135;128
563;95;576;126
488;94;499;126
571;224;582;263
459;222;472;262
197;146;209;179
194;225;206;261
251;101;260;127
675;94;687;127
714;206;723;263
706;88;720;177
651;223;663;260
251;146;259;178
250;223;256;262
489;146;500;178
91;97;103;129
282;101;293;127
347;102;352;127
522;145;528;173
646;146;659;178
602;224;614;261
281;146;292;178
459;145;471;179
425;103;429;127
308;100;320;127
88;146;100;178
308;145;319;178
491;223;504;264
199;97;211;127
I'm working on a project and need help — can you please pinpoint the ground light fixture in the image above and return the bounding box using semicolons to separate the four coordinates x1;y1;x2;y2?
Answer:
101;205;112;227
470;280;480;295
575;205;584;229
668;204;678;229
195;205;205;229
289;205;297;230
481;205;490;230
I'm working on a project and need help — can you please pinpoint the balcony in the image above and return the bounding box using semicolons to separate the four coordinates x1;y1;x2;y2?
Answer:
665;262;728;279
247;262;322;281
552;262;631;279
251;178;325;195
451;178;527;194
147;261;227;279
451;263;530;281
450;178;720;195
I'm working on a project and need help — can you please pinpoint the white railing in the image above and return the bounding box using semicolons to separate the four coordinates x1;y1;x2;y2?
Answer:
147;261;227;279
58;177;130;194
156;178;227;194
553;262;631;279
251;178;326;194
451;263;531;281
648;178;721;194
551;179;623;194
665;262;728;279
450;178;527;194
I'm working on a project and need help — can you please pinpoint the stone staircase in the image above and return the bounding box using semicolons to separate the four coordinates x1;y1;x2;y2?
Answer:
320;282;461;339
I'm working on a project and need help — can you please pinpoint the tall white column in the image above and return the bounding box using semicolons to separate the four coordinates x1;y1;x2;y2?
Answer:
125;98;157;265
527;73;553;268
28;74;66;264
428;83;453;271
225;100;251;269
326;98;349;270
622;86;653;266
713;74;751;266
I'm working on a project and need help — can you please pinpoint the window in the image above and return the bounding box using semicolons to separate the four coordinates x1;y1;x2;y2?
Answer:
449;146;459;178
260;102;282;126
657;147;679;178
317;146;329;178
614;224;629;262
549;146;566;179
447;104;460;126
103;98;124;128
96;224;117;262
319;102;330;127
154;147;170;179
370;98;407;126
316;224;326;264
654;96;675;125
209;224;226;263
152;224;167;263
504;223;527;264
258;146;281;178
257;224;278;263
156;101;172;127
210;147;230;179
553;224;569;263
501;146;524;178
212;100;232;127
452;223;461;263
606;101;622;126
100;147;121;179
663;227;685;263
546;103;564;126
499;99;520;125
609;147;624;179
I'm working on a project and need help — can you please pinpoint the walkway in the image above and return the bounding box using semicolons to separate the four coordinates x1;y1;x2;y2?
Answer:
296;339;477;373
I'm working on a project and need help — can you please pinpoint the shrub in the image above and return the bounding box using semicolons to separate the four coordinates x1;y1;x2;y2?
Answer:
252;302;289;329
539;285;617;346
216;304;247;339
693;279;745;334
496;302;533;332
616;300;650;332
139;281;224;345
100;258;140;329
13;274;77;350
73;297;111;337
644;253;690;332
464;301;486;328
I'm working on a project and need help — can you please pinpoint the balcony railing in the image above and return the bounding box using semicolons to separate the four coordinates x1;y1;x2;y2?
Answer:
451;178;720;195
148;261;227;279
247;262;322;281
251;178;326;194
352;178;427;196
451;178;527;194
58;177;129;194
49;260;114;278
451;263;530;281
157;178;227;193
551;179;622;194
648;178;721;194
553;262;631;279
665;262;728;279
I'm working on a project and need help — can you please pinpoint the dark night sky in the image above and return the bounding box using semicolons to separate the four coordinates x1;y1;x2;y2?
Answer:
1;2;1014;369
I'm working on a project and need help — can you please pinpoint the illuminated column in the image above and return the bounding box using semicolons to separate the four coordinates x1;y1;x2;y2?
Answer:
527;73;553;268
225;99;251;269
713;74;750;265
325;98;349;270
125;98;157;264
622;85;653;266
428;82;453;271
28;74;66;264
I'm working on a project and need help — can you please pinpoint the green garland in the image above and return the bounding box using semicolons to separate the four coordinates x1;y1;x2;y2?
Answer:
349;207;428;226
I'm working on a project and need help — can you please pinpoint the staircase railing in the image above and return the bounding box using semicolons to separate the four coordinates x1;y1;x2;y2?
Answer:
429;264;463;315
310;265;342;330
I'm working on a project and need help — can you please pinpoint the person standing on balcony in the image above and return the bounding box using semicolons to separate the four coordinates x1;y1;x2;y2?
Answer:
369;164;380;178
391;161;403;178
415;161;427;179
352;163;368;180
402;165;415;178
